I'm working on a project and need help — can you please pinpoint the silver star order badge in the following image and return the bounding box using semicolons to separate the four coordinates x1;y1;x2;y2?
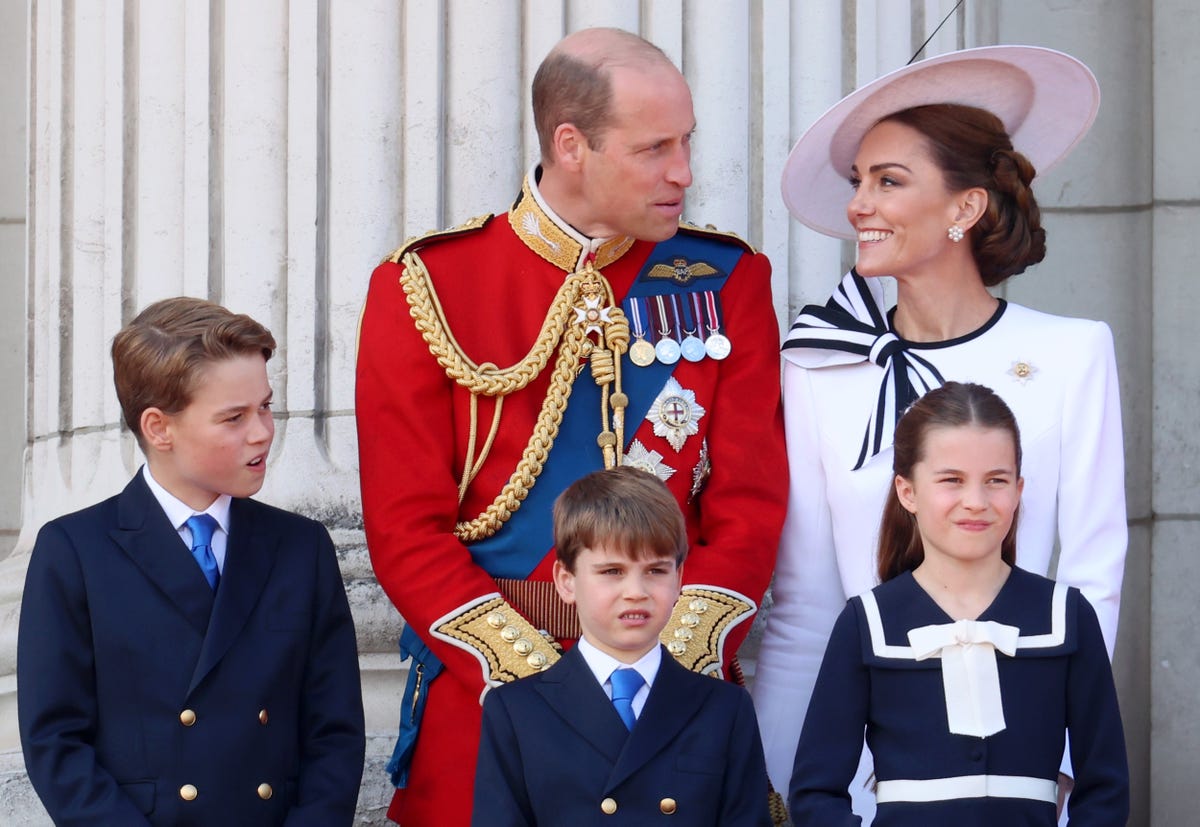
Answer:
624;439;676;482
646;377;705;452
689;438;711;503
1007;360;1038;385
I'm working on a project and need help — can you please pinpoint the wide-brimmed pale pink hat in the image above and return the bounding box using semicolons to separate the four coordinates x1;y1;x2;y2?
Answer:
781;45;1100;239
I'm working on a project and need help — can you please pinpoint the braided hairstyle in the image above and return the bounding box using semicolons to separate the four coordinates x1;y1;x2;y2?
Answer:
881;104;1046;286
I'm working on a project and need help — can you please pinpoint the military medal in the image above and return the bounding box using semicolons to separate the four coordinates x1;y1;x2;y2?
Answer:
654;295;681;364
679;294;706;362
655;337;681;364
631;339;657;367
702;291;732;361
624;439;676;482
646;377;706;452
626;297;656;367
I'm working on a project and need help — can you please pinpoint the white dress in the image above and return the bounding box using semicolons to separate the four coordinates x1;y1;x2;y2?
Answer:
751;273;1127;813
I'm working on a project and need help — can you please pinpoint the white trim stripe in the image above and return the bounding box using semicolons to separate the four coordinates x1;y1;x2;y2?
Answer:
875;774;1057;804
1016;582;1069;649
860;582;1069;660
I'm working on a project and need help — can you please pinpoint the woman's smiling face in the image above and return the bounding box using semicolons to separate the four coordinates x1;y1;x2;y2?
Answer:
846;119;967;279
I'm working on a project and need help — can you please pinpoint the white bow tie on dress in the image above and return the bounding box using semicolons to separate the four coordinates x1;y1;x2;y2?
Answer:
908;619;1020;738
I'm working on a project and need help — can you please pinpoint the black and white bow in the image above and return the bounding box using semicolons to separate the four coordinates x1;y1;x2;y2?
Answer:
782;271;945;469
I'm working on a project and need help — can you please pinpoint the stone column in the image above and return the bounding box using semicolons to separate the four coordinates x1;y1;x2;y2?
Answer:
1150;0;1200;823
994;5;1153;821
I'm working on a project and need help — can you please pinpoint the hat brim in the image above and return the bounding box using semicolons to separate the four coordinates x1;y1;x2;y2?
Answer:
781;45;1100;239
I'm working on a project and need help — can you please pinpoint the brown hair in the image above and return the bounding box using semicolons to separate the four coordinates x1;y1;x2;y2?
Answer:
553;466;688;572
532;28;671;161
111;297;276;447
877;382;1022;582
880;103;1046;286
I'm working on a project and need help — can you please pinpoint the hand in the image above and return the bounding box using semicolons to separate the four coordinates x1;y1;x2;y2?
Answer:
1056;771;1074;819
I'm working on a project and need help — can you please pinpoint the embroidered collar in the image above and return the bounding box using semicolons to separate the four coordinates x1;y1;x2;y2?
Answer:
510;166;636;273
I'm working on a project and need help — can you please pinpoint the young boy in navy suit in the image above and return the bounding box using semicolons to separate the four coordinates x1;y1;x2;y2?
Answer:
18;297;365;826
472;466;771;825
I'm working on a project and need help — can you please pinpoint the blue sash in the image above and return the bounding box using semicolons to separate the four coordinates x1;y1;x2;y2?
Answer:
466;232;743;578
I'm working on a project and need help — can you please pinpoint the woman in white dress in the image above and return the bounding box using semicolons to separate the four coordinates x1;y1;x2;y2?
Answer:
751;46;1127;822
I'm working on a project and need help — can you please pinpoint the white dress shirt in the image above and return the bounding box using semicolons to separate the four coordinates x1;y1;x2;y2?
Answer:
575;637;662;721
142;465;233;573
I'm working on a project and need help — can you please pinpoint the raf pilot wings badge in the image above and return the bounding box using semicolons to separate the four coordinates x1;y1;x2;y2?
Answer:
646;256;723;286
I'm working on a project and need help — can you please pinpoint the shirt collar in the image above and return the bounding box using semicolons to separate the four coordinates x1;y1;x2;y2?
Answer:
142;465;232;534
576;636;662;690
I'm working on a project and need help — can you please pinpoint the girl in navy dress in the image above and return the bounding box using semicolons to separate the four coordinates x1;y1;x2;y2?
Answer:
788;382;1128;826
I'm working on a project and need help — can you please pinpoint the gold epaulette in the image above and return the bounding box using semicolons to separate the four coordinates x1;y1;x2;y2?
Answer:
677;220;758;255
433;596;561;684
660;586;756;676
379;213;494;265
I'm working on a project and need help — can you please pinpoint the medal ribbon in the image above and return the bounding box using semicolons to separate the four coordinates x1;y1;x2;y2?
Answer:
703;290;724;335
669;295;685;344
654;295;673;341
628;296;648;340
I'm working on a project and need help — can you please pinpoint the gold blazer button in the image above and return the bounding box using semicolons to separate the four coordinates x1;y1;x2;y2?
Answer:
600;797;617;815
179;709;196;726
660;797;677;814
257;783;273;800
258;708;269;725
179;784;198;801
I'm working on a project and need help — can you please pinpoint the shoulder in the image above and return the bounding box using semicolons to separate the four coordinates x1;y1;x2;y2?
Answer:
676;221;757;255
1006;564;1059;597
999;302;1115;348
41;494;120;533
378;213;496;265
235;498;333;545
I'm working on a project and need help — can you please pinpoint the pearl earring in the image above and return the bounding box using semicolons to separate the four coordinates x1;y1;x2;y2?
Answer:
947;225;965;243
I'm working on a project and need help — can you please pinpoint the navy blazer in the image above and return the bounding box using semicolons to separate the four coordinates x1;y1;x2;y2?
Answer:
472;644;771;826
18;472;365;826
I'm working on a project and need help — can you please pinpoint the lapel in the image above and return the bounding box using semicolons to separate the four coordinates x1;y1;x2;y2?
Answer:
188;497;279;694
605;649;715;792
109;473;215;636
533;646;629;764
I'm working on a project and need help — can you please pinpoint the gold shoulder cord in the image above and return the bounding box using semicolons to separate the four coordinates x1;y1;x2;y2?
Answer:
400;252;629;542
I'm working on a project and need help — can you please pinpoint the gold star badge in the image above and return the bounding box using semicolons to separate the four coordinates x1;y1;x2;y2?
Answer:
1007;360;1038;385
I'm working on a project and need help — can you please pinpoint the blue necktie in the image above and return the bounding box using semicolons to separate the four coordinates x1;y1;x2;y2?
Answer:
610;668;644;731
185;514;220;591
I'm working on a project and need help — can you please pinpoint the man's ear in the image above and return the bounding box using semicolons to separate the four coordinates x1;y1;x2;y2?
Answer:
552;558;577;605
140;407;173;454
551;123;588;171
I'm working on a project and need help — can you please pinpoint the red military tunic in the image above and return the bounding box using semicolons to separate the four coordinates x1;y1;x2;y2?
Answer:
356;173;786;826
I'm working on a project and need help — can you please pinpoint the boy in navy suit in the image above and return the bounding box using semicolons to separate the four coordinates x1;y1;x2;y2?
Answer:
18;297;365;825
472;466;771;825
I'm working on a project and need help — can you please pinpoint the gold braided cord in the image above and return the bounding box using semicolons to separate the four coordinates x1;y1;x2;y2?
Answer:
400;253;610;542
401;251;584;396
454;324;589;540
457;391;505;506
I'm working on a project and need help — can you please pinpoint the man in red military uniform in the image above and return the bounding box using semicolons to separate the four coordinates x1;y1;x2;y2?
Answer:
356;27;787;826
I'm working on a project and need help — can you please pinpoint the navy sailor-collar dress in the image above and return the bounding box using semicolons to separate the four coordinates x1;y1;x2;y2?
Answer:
788;566;1129;826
